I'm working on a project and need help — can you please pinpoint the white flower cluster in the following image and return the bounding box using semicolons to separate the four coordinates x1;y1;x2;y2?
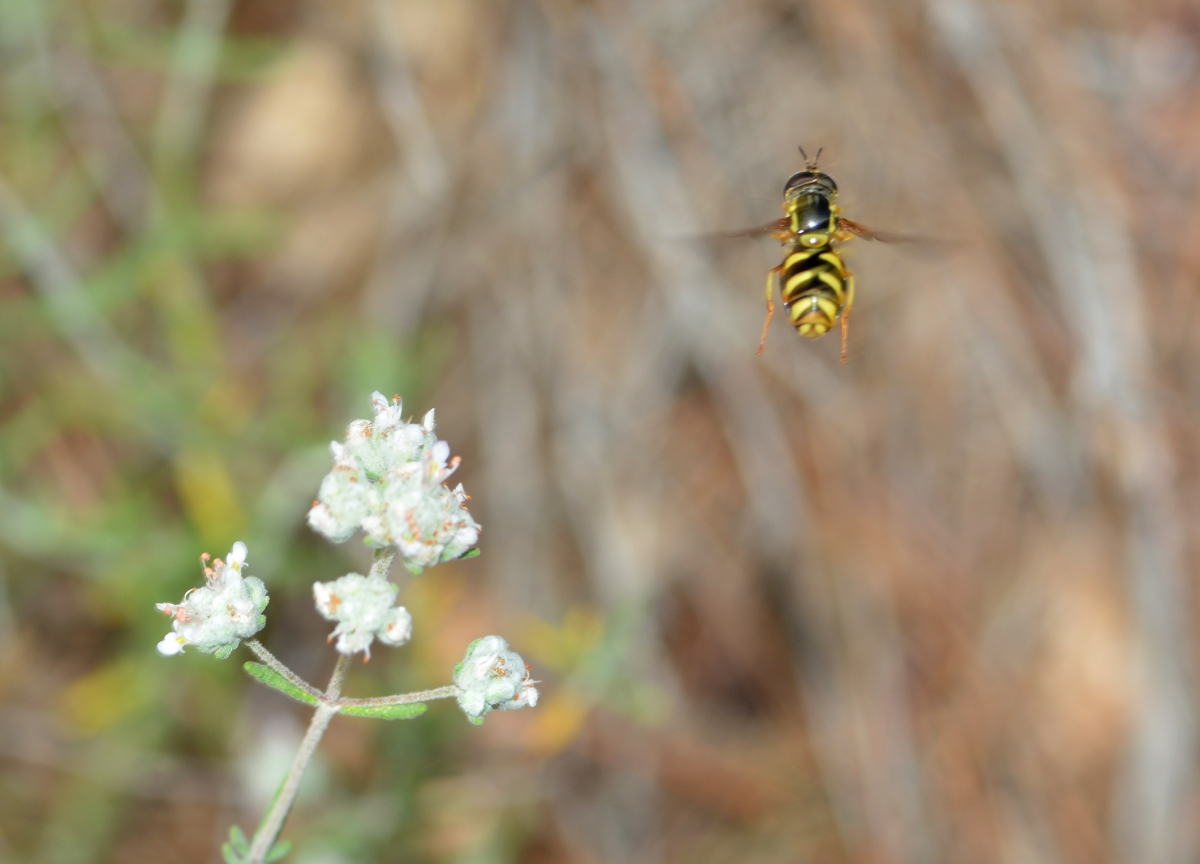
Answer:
307;392;480;574
156;542;268;659
453;635;538;724
312;572;413;660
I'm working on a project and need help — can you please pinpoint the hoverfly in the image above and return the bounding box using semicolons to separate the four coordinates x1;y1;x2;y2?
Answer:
734;147;902;363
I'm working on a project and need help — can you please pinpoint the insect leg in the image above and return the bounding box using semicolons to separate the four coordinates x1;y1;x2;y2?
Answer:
839;271;856;363
757;265;783;355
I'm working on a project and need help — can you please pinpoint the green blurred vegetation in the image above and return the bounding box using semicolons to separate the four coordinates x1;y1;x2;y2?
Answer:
0;3;482;862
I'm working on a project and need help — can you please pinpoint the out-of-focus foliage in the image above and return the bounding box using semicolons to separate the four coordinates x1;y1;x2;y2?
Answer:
2;0;1200;863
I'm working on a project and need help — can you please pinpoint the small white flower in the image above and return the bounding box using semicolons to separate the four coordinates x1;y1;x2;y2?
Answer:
157;632;188;656
371;391;396;422
227;541;248;572
312;573;413;659
453;635;538;724
378;606;414;647
471;651;500;678
517;676;539;708
306;392;481;573
154;542;269;659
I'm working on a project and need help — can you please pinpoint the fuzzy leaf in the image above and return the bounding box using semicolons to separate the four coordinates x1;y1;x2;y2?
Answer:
265;840;292;862
338;702;428;720
243;663;319;706
222;842;247;864
228;825;249;854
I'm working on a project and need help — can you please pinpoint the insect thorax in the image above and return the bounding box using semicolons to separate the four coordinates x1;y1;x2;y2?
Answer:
787;190;835;237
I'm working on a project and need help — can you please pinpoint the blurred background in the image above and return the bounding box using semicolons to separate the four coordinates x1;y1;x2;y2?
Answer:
1;0;1199;862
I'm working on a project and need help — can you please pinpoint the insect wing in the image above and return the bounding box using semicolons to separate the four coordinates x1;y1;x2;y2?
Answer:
836;217;954;248
718;218;790;240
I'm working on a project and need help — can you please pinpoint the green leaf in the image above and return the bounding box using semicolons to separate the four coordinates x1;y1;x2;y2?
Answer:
228;825;249;854
459;548;481;560
338;702;428;720
243;663;319;706
222;842;246;864
265;840;292;862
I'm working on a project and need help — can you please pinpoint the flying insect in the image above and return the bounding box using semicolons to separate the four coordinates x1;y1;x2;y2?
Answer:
736;147;900;363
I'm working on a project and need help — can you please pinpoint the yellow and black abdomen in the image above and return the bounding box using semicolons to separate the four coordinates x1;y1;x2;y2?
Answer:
780;244;849;338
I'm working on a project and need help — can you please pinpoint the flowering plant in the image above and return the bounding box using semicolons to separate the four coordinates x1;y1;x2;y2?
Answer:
306;392;480;571
154;393;536;864
156;541;267;658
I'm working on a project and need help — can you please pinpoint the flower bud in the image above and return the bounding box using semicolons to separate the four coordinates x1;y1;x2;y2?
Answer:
453;635;538;724
312;573;413;660
156;542;268;659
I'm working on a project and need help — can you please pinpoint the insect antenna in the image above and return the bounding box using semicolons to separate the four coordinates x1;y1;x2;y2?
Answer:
798;145;823;171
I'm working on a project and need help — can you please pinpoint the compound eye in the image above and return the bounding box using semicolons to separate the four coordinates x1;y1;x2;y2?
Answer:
784;171;815;194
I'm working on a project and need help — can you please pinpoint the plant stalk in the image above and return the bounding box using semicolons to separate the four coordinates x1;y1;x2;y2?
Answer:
368;548;396;580
245;653;352;863
244;549;402;861
338;685;458;708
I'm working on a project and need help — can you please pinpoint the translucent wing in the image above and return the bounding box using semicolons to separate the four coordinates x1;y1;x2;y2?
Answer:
665;218;791;245
836;217;953;248
717;218;791;240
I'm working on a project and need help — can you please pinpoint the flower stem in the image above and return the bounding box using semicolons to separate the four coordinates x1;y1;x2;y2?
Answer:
368;548;396;580
338;685;458;708
245;654;352;864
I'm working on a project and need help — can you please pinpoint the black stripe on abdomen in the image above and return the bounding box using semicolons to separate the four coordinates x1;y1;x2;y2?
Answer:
779;246;846;338
781;251;844;306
